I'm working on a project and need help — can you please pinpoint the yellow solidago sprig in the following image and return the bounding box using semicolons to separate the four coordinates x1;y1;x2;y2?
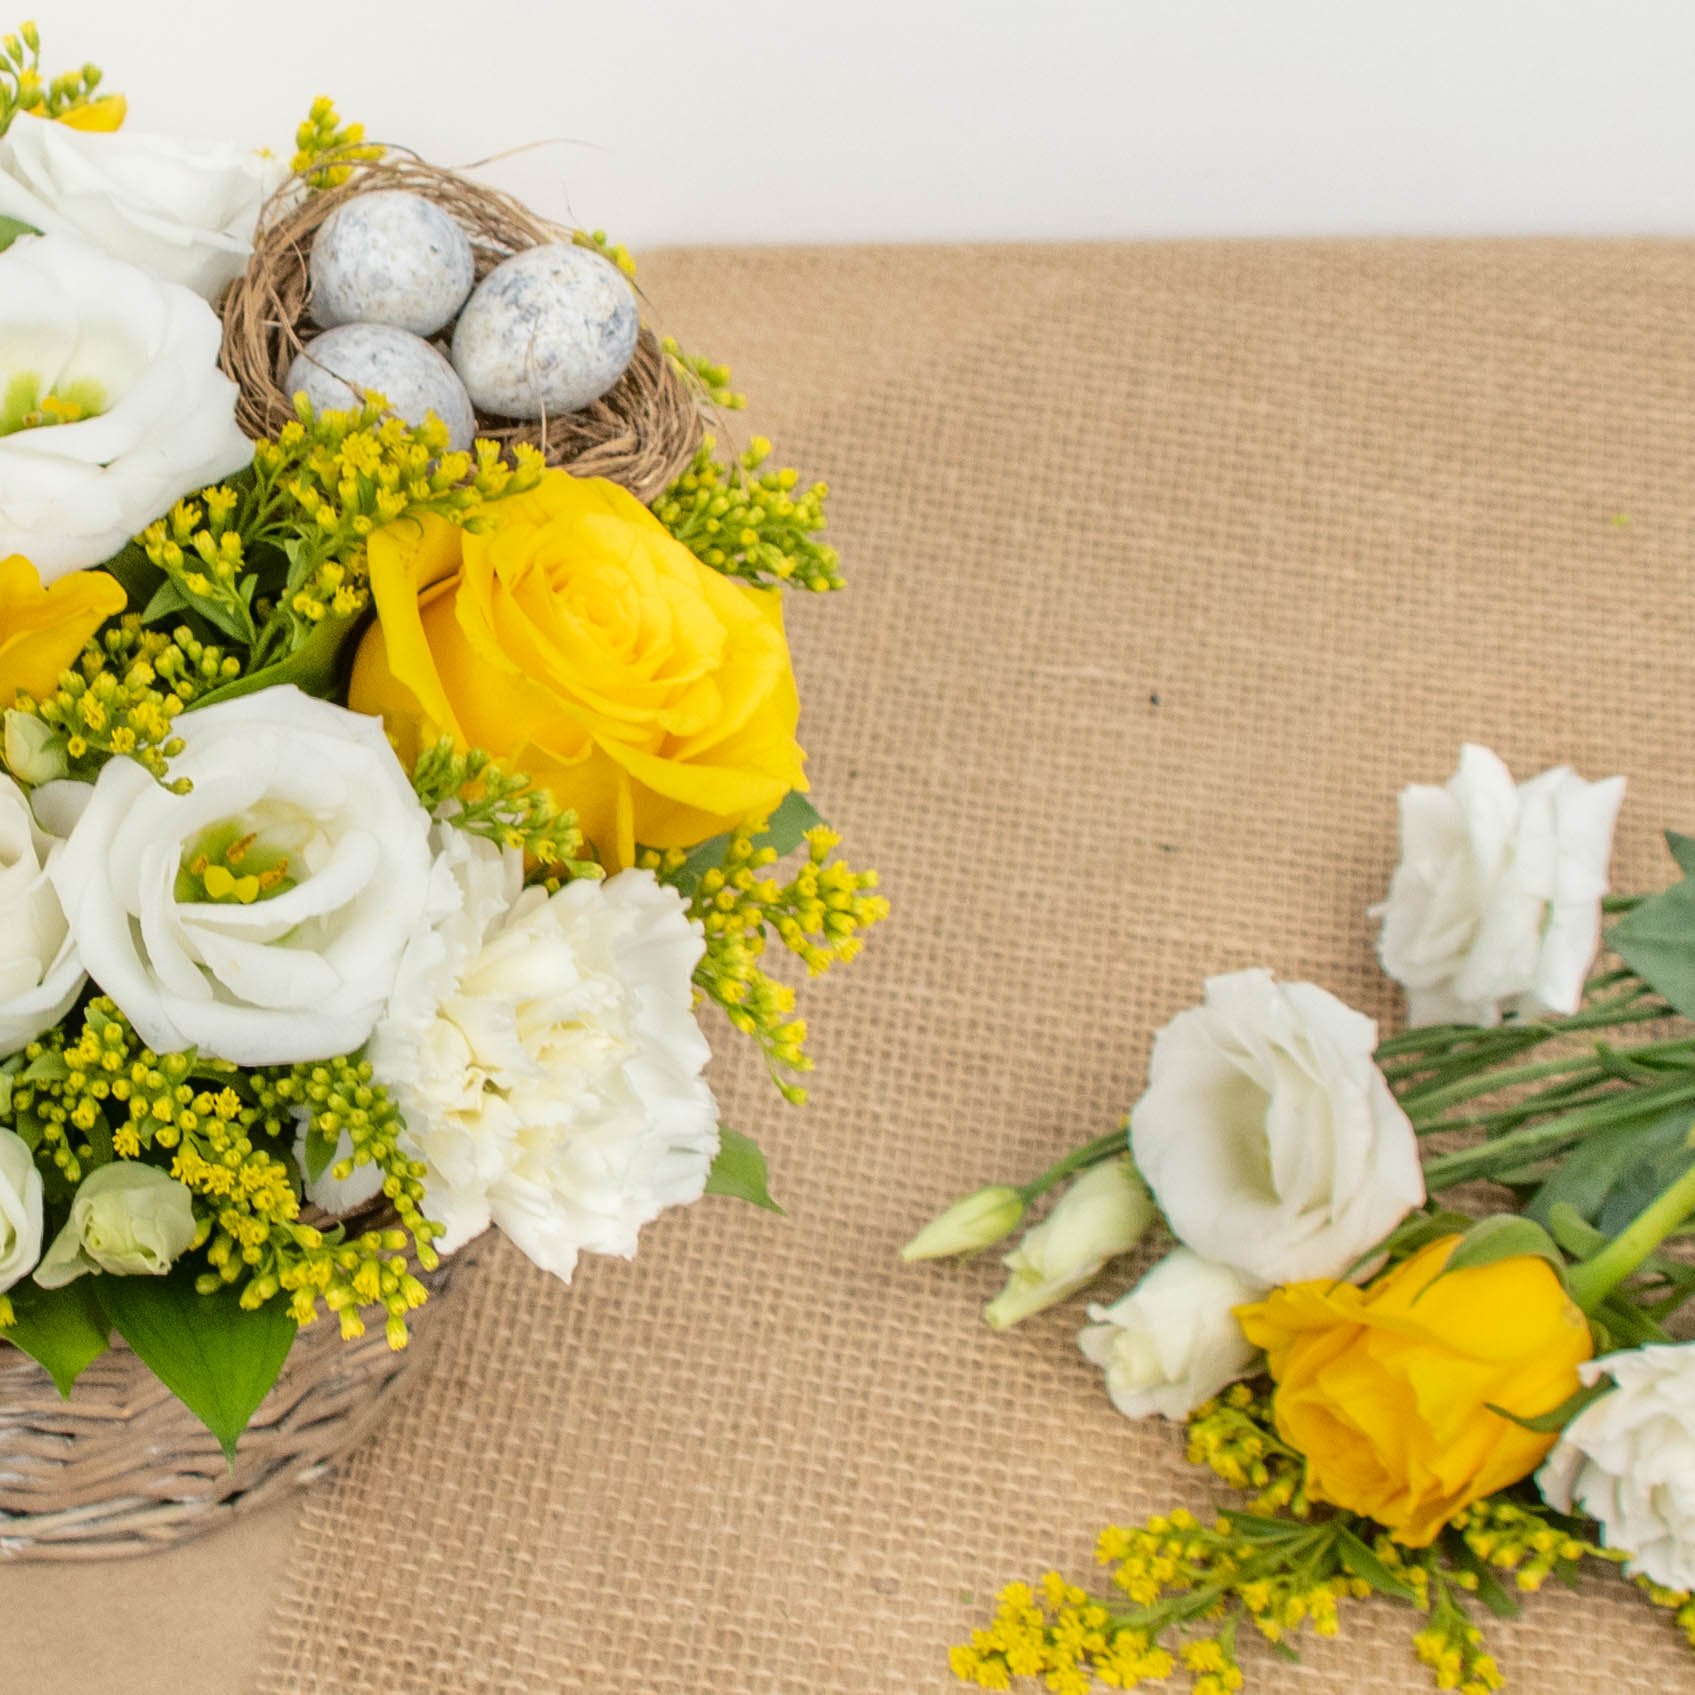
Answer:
644;803;888;1102
574;227;637;281
1186;1383;1312;1518
292;94;380;190
410;738;600;885
652;431;842;592
5;615;240;788
128;401;544;715
662;336;743;410
0;1001;436;1350
0;21;121;138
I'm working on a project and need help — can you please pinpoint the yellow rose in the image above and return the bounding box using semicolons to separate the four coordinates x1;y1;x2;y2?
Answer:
1237;1236;1592;1545
349;470;807;871
0;553;124;704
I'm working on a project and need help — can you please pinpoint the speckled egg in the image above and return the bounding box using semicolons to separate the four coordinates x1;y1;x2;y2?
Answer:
450;243;639;418
308;190;475;337
285;324;476;451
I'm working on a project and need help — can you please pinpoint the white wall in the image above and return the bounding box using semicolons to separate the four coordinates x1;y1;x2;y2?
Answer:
43;0;1695;247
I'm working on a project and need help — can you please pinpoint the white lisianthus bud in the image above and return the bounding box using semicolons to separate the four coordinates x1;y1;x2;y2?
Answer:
984;1157;1155;1329
899;1185;1025;1262
2;712;65;786
1077;1249;1265;1421
0;1128;44;1291
1537;1343;1695;1591
35;1162;197;1286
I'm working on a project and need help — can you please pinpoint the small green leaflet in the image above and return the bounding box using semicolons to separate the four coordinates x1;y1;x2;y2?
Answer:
100;1268;297;1462
1334;1523;1420;1603
0;215;41;255
1425;1213;1566;1292
194;606;364;709
704;1127;785;1214
1525;1106;1694;1231
5;1280;110;1398
664;791;824;898
1609;837;1695;1020
1442;1531;1522;1619
1485;1378;1614;1435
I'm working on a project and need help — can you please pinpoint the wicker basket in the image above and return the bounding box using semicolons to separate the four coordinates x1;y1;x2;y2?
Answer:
0;1236;477;1560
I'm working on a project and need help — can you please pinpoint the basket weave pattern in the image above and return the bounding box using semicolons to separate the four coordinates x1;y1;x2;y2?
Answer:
0;1240;476;1560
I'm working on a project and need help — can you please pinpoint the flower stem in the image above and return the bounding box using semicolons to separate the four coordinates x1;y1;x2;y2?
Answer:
1018;1128;1128;1203
1567;1147;1695;1312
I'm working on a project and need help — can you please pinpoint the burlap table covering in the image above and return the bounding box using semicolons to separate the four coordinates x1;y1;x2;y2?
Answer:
17;238;1695;1692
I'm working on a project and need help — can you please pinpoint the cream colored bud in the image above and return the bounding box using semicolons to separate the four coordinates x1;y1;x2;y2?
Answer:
3;711;65;785
34;1161;196;1287
899;1185;1024;1261
985;1156;1155;1329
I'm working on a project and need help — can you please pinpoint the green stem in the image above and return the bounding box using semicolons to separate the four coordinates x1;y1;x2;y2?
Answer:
1422;1082;1695;1191
1018;1129;1127;1203
1402;1037;1695;1120
1567;1152;1695;1311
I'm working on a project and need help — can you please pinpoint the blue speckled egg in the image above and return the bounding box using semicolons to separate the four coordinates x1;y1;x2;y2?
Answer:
450;243;639;418
308;190;475;337
285;324;476;451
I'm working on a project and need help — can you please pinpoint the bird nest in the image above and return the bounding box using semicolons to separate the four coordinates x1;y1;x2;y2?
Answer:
217;156;704;503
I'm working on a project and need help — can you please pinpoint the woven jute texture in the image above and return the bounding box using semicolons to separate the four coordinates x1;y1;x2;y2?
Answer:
256;241;1695;1694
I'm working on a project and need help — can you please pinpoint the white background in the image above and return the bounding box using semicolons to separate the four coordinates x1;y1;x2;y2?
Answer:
43;0;1695;248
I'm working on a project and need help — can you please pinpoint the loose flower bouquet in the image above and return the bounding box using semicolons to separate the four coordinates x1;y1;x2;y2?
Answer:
910;741;1695;1692
0;23;884;1481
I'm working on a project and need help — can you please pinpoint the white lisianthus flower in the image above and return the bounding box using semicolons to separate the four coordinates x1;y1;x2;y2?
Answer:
370;830;719;1280
0;772;84;1055
34;1161;196;1286
1372;743;1625;1027
984;1157;1155;1329
0;112;285;299
1078;1249;1264;1421
1537;1345;1695;1591
0;1128;44;1291
47;686;433;1065
1130;970;1424;1285
0;233;253;581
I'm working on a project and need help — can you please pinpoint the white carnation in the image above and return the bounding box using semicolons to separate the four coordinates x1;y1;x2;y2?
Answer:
47;686;433;1065
1373;743;1625;1027
371;841;719;1280
1538;1344;1695;1591
0;771;83;1055
1130;969;1424;1285
0;112;285;299
0;233;252;580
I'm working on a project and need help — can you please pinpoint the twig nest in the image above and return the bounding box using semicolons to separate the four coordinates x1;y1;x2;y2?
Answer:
308;189;475;336
286;324;475;451
450;243;640;418
218;157;705;502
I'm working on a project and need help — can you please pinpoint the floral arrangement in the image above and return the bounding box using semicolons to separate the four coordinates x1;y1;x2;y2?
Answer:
909;740;1695;1693
0;24;885;1459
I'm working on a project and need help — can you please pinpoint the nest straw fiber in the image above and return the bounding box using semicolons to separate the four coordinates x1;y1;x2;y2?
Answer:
219;156;705;503
0;1221;477;1561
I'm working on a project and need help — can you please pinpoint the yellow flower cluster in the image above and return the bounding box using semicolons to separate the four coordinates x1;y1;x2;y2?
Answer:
647;821;888;1103
1638;1579;1695;1650
653;433;842;592
291;93;379;189
1184;1384;1310;1517
1411;1578;1505;1695
1452;1497;1605;1595
0;21;122;136
575;227;638;282
662;336;744;409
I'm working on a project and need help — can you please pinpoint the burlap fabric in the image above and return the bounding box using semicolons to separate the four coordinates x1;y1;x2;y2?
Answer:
32;240;1695;1692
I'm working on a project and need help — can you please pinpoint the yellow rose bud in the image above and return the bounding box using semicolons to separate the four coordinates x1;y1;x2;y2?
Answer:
0;554;125;706
348;470;807;871
1237;1236;1592;1545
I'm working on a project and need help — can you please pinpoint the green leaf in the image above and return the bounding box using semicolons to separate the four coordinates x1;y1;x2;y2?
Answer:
664;790;826;897
1609;874;1695;1021
97;539;165;610
1526;1108;1694;1231
303;1123;338;1184
1333;1209;1473;1285
141;577;192;625
191;608;364;709
1334;1524;1420;1602
1485;1378;1613;1435
1597;1132;1695;1238
1268;1640;1302;1665
3;1280;110;1398
1426;1214;1565;1292
1545;1202;1608;1260
0;215;40;254
99;1267;297;1462
18;1050;68;1086
1444;1533;1522;1619
1667;831;1695;879
704;1127;785;1214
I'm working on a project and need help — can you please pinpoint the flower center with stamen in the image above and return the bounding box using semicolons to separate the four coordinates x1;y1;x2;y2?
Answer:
175;821;296;906
0;372;107;435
